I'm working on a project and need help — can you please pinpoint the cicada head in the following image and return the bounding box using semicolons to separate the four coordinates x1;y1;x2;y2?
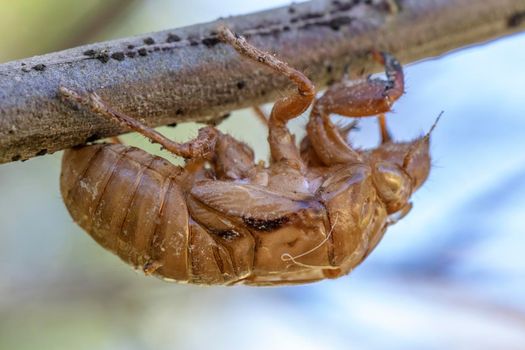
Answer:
364;119;437;213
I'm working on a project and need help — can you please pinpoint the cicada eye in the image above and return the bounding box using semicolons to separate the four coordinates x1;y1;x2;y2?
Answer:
372;161;412;213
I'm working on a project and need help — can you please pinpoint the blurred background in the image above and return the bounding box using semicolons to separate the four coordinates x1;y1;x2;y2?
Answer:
1;1;525;349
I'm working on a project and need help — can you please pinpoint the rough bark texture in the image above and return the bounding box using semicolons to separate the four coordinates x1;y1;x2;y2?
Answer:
1;0;524;164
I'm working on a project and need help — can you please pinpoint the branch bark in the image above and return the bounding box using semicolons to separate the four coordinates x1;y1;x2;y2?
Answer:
1;0;524;164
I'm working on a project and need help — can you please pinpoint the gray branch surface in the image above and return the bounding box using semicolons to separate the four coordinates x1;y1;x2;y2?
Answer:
1;0;525;164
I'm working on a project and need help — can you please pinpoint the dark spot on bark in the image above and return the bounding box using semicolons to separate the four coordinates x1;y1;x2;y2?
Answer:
326;64;333;73
126;51;137;58
138;48;148;56
111;52;125;61
83;48;112;62
298;15;353;30
127;44;135;49
331;0;354;12
300;22;314;30
83;49;96;57
176;109;184;115
166;33;181;43
298;12;325;21
85;134;100;143
243;216;289;231
153;47;160;52
236;80;246;90
328;16;352;30
8;130;14;134
260;28;282;37
202;37;221;47
11;155;21;162
96;51;110;63
288;6;296;14
36;149;47;156
508;11;525;28
189;39;199;46
290;11;327;24
283;25;291;31
215;229;241;241
32;64;46;71
143;37;155;45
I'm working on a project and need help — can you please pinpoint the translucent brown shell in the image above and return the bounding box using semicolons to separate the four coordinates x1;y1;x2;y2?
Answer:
59;28;434;286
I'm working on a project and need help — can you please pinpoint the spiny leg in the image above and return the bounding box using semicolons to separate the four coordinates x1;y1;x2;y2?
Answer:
219;27;315;172
59;87;217;159
316;51;404;117
306;51;404;165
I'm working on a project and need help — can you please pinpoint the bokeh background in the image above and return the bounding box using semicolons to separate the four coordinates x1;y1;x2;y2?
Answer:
1;1;525;349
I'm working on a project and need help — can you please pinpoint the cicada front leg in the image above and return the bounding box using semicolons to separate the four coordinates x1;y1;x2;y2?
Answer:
306;52;405;166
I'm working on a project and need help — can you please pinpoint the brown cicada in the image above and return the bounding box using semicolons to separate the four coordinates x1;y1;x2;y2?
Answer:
59;27;436;286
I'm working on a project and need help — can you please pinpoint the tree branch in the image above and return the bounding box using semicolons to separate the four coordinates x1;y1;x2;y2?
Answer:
1;0;524;164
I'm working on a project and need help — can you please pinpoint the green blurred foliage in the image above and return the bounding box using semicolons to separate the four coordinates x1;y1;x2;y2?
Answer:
0;0;111;61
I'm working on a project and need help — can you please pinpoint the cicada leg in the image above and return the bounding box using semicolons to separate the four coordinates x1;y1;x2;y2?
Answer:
306;51;404;165
252;105;268;126
219;27;315;173
58;87;218;160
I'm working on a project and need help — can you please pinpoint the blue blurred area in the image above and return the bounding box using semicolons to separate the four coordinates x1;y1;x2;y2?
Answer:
1;1;525;350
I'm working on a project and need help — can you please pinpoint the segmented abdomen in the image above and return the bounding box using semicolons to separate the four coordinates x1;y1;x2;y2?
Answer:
61;144;235;284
